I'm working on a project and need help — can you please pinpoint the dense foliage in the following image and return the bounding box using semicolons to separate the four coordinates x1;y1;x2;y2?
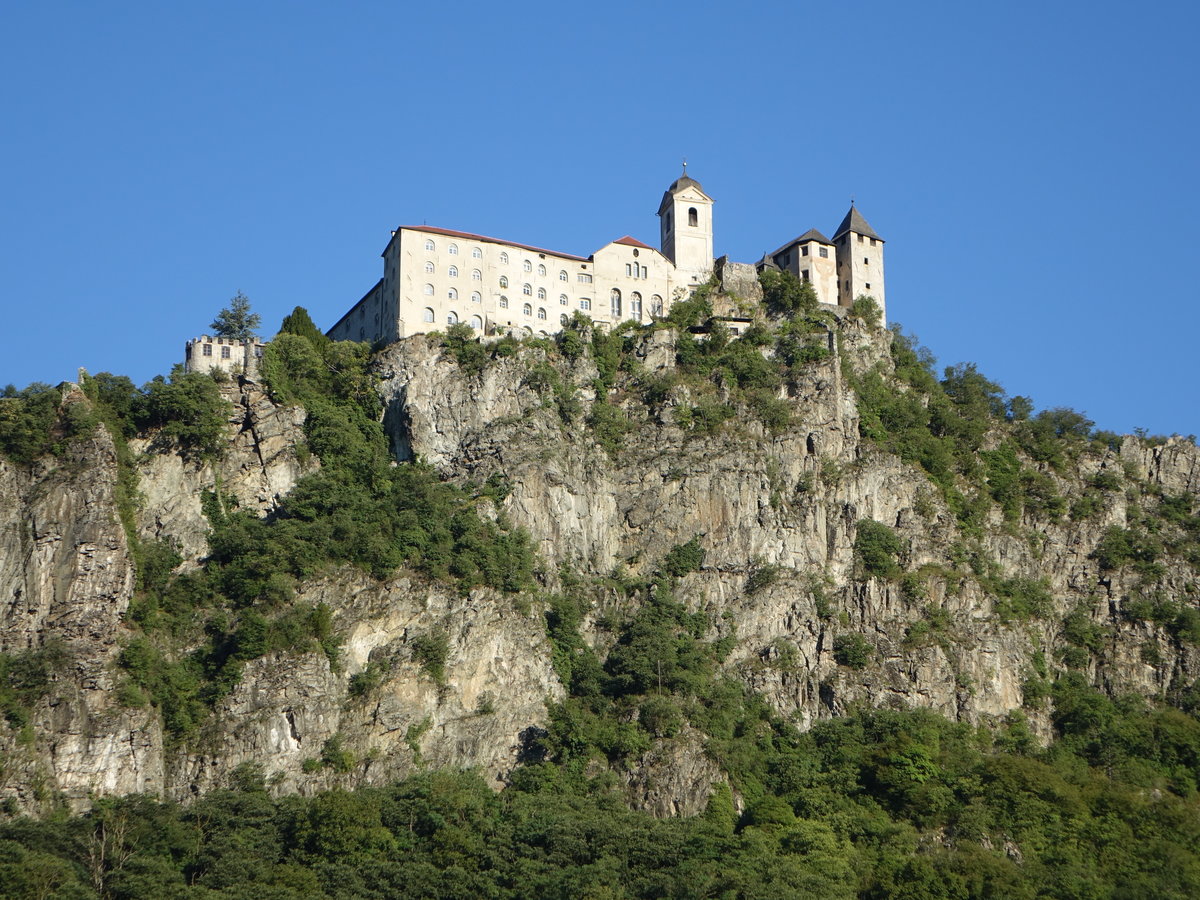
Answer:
3;676;1200;898
113;317;535;742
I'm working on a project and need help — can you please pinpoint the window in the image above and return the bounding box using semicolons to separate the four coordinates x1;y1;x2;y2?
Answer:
472;269;481;280
522;302;532;316
578;273;592;283
559;270;568;281
641;266;647;279
870;238;877;247
537;287;546;299
650;294;663;316
819;246;829;258
611;288;622;318
626;264;632;276
425;239;435;251
522;283;532;296
630;291;642;318
447;311;458;324
863;258;869;265
688;207;698;226
425;261;435;274
499;275;508;288
448;287;458;300
537;264;546;276
858;234;864;243
580;298;591;310
560;313;569;325
865;283;871;290
523;259;532;272
203;344;212;357
423;283;434;295
802;270;810;281
470;315;483;329
559;293;568;305
499;296;509;309
500;252;509;264
801;246;809;257
537;307;547;320
423;307;435;322
448;243;458;255
472;247;482;258
471;291;481;303
448;265;458;277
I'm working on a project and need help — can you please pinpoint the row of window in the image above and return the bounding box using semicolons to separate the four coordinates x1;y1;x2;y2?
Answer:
422;239;591;278
423;239;485;259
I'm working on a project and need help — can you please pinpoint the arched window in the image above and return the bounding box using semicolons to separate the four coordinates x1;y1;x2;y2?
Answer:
611;288;622;318
448;243;458;255
650;294;664;316
630;291;642;318
423;284;435;296
537;264;546;276
470;315;483;329
537;287;546;299
522;302;532;316
447;311;458;325
424;239;435;251
537;307;547;320
422;307;435;322
522;283;532;296
580;298;591;310
471;291;481;303
559;270;568;282
472;247;482;259
425;261;435;274
499;275;509;288
472;269;482;280
500;252;509;264
448;287;458;300
560;313;569;325
559;294;568;305
523;259;532;272
499;296;509;309
688;207;698;227
448;265;458;278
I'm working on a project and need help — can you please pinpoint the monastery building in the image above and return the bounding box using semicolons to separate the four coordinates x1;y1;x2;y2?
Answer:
326;170;886;345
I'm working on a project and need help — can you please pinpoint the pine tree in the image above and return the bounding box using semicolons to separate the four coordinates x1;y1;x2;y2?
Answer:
211;291;261;341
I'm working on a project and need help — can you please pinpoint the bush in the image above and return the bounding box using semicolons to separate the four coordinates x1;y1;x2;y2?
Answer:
661;537;705;578
410;631;450;684
855;519;903;578
833;634;873;669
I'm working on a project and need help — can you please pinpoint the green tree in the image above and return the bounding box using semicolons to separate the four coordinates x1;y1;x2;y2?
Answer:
211;291;262;341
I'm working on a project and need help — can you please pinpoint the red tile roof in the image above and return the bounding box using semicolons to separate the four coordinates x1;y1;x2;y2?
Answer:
402;225;590;262
613;235;655;250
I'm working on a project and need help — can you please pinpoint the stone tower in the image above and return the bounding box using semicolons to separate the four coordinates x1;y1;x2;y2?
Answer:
832;204;885;321
657;168;714;291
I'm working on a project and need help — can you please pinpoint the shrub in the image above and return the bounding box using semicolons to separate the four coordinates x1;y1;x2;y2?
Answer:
855;519;903;578
410;631;450;684
662;537;705;578
833;634;873;669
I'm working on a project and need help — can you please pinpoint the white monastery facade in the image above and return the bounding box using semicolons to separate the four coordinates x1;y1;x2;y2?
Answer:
327;170;886;345
185;170;887;375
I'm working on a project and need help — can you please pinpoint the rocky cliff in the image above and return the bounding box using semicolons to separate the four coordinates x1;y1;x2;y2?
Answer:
1;310;1197;816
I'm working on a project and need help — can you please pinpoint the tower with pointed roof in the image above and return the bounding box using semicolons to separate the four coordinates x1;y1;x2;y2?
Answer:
657;167;714;291
832;204;885;320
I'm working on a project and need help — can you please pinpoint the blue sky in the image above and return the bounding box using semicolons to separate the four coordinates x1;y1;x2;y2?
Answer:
2;1;1197;437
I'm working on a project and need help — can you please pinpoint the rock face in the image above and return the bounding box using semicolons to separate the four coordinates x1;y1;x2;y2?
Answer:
1;317;1198;814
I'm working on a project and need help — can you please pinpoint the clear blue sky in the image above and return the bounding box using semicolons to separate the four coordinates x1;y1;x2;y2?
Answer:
2;1;1197;437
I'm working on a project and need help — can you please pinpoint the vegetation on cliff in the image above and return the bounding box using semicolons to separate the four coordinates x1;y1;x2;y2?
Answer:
2;287;1200;898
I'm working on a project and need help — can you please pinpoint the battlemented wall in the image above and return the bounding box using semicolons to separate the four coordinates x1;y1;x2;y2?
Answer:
183;336;266;376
